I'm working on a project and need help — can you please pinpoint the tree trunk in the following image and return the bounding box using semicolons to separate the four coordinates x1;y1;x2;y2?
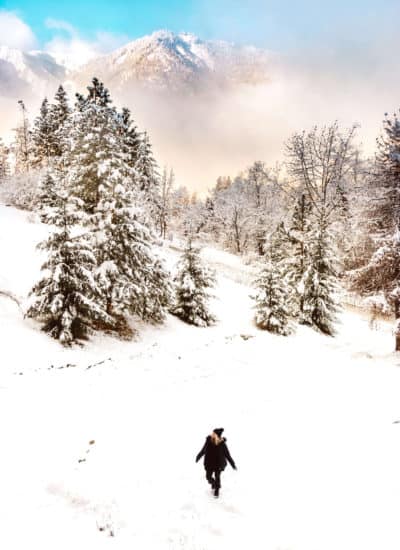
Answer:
395;298;400;351
396;332;400;352
233;212;241;254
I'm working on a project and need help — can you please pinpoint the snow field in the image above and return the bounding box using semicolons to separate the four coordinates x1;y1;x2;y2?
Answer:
1;205;400;549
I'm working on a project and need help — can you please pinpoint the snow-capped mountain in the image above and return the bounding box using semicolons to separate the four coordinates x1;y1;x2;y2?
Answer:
0;31;271;103
0;46;65;98
71;31;271;92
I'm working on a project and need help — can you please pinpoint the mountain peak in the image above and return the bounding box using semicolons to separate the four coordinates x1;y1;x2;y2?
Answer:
0;45;65;98
0;30;272;102
71;29;271;92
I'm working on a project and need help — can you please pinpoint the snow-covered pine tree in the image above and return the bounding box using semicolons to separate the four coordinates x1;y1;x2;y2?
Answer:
27;186;114;345
285;123;356;335
351;110;400;349
0;138;9;181
373;110;400;232
202;196;218;240
94;179;171;329
50;85;71;158
302;211;339;335
139;254;172;323
351;229;400;349
31;98;53;168
13;100;32;173
119;107;141;171
355;111;400;269
37;169;59;224
287;193;313;319
252;222;295;335
158;167;174;239
134;132;161;225
29;87;70;170
247;161;269;255
135;132;159;193
66;78;119;213
171;238;216;326
65;78;171;331
87;77;112;107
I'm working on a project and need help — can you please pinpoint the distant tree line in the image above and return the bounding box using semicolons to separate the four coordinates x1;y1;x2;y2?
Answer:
0;81;399;348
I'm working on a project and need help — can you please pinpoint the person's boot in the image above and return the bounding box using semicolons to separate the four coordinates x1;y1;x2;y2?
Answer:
214;487;219;498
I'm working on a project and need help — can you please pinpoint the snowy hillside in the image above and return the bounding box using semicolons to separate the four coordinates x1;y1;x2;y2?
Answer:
1;204;400;550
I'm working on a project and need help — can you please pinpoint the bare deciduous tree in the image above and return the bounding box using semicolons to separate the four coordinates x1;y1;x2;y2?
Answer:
285;121;358;219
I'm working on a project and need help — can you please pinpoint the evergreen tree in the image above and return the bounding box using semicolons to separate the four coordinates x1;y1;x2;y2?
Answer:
94;180;171;326
27;187;114;345
351;230;400;349
30;87;70;167
66;78;171;329
66;80;120;213
140;255;172;323
302;211;339;335
285;123;354;335
171;239;216;326
31;98;53;167
247;161;269;255
87;77;112;106
351;110;400;349
133;131;161;226
50;85;71;158
287;193;313;319
159;167;174;238
119;107;141;170
135;132;159;193
373;110;400;232
37;170;59;224
13;100;32;173
0;139;9;181
252;223;295;335
30;77;172;340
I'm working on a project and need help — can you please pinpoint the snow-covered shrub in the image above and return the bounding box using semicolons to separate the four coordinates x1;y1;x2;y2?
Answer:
0;170;42;211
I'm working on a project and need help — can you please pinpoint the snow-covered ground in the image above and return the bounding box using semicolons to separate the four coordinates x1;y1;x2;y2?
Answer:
1;204;400;550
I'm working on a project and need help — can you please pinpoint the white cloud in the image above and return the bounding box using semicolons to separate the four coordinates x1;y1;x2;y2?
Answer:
0;10;37;51
44;18;128;69
45;18;76;35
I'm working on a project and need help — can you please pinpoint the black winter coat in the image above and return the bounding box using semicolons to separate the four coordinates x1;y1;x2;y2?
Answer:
196;436;236;471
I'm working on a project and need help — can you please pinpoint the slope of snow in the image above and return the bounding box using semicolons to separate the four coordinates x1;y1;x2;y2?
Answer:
1;204;400;550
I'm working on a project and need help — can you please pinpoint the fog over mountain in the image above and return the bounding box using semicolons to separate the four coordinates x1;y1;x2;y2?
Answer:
0;29;397;191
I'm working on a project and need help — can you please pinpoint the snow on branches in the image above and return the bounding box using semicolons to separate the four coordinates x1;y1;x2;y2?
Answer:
28;78;171;344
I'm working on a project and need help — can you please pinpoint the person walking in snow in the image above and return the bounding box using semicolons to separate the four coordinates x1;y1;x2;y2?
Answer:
195;428;237;498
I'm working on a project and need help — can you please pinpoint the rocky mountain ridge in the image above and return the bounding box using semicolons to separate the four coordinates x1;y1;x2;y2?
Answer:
0;30;272;100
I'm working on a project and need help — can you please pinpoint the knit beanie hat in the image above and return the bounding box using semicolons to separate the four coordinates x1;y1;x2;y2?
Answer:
213;428;224;437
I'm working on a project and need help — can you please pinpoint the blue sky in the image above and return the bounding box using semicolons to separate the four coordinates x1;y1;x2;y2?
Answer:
1;0;197;45
1;0;399;52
